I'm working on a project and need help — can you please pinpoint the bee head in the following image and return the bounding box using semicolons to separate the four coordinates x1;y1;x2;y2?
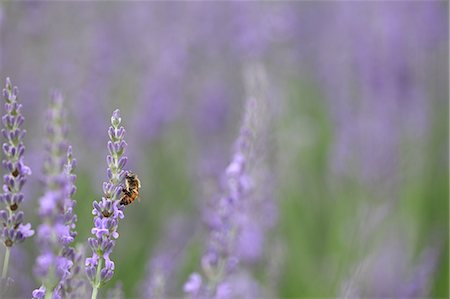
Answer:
126;172;137;180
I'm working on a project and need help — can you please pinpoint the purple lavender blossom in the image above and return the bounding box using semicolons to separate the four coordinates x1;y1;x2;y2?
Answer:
185;63;274;298
314;2;447;192
32;91;82;298
0;77;33;282
237;65;276;268
184;97;256;299
86;109;127;299
32;286;45;299
58;150;86;299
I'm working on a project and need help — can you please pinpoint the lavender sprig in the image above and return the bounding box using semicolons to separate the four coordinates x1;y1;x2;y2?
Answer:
0;78;33;282
184;107;254;298
41;147;84;299
184;64;271;298
85;109;127;299
32;92;81;299
58;149;85;299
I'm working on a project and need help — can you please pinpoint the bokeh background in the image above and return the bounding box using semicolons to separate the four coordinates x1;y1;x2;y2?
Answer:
0;1;448;298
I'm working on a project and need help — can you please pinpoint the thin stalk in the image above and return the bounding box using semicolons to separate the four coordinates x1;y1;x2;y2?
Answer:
1;247;10;280
91;256;103;299
44;290;52;299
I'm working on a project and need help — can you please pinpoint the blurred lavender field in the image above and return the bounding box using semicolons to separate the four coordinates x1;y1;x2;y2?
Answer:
0;1;448;298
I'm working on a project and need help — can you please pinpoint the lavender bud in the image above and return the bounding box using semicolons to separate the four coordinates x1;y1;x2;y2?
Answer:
32;286;46;299
111;109;121;128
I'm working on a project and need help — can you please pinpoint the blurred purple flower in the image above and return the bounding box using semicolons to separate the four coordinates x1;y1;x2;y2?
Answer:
33;91;82;298
236;64;277;267
184;273;202;296
184;63;275;298
86;109;127;298
315;2;448;191
184;98;255;299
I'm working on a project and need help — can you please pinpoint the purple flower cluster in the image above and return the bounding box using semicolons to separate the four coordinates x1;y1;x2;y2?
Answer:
184;64;275;298
58;147;85;298
314;2;445;192
32;91;82;299
85;109;127;298
0;78;33;279
184;111;253;298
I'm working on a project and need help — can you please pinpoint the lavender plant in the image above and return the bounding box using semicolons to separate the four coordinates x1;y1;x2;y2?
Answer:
85;109;127;299
59;150;85;298
185;117;253;299
184;91;259;299
32;91;82;299
184;63;274;299
0;78;34;283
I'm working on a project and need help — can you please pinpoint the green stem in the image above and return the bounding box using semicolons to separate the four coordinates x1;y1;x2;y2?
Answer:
91;284;98;299
44;291;52;299
1;247;10;280
91;257;103;299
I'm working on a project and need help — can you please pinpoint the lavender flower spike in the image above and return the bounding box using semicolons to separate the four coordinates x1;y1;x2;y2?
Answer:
33;91;82;299
184;103;255;298
184;63;270;298
86;109;127;299
0;78;33;281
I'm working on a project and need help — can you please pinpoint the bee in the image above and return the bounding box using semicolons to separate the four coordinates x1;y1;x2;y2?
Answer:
120;172;141;206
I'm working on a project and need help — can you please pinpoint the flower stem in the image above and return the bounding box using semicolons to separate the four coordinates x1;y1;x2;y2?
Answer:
91;257;103;299
1;247;10;280
44;291;52;299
